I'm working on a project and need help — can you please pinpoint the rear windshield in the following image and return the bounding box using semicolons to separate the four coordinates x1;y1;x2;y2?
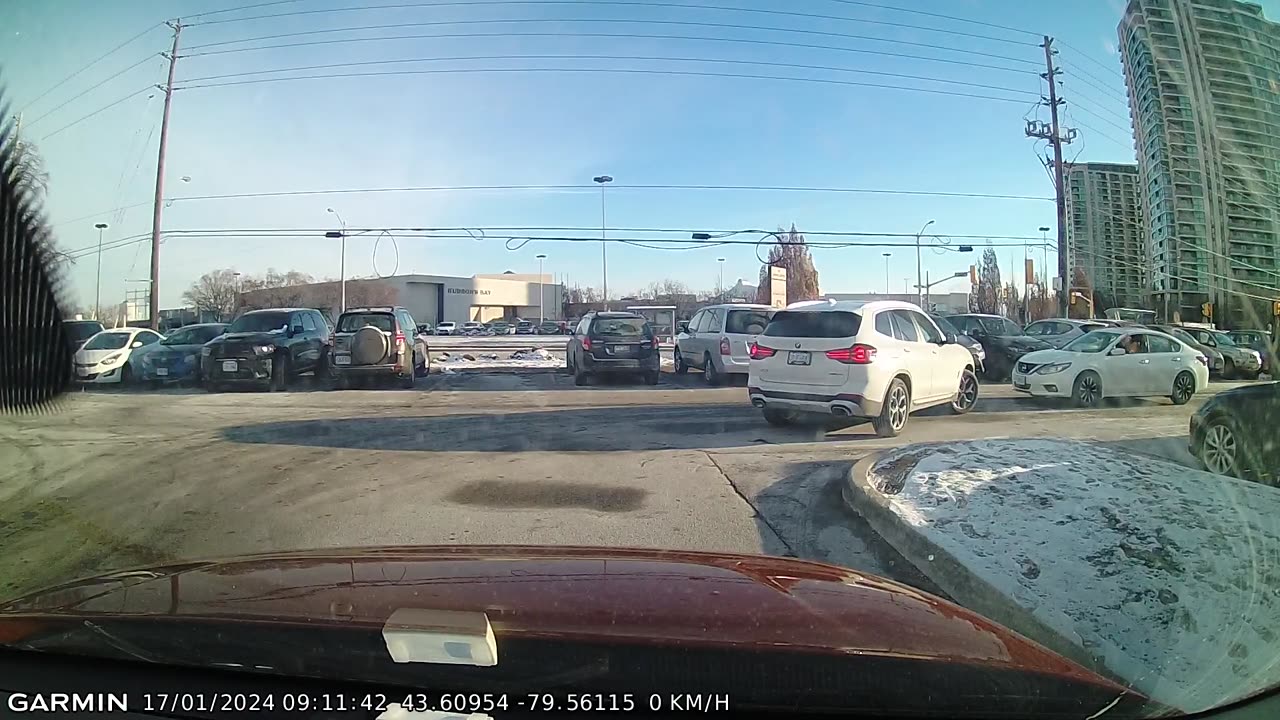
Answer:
338;313;394;332
725;309;774;335
65;321;104;342
592;317;650;337
763;311;860;338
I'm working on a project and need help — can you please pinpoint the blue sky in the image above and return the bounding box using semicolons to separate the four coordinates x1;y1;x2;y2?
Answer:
5;0;1257;308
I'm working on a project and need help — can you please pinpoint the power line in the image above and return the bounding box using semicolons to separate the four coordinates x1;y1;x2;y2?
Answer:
178;53;1038;96
1061;64;1129;104
38;86;156;141
162;184;1053;203
20;22;164;112
1061;85;1129;125
177;66;1036;104
1058;40;1124;79
50;202;153;229
1057;60;1128;103
182;29;1033;76
186;0;305;19
1070;118;1131;148
187;0;1039;48
823;0;1040;37
24;53;161;128
182;16;1041;67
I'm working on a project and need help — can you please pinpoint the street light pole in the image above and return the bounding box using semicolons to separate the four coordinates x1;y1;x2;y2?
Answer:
593;175;612;310
536;254;547;322
717;257;725;300
327;208;346;312
882;252;891;295
915;219;935;306
93;223;108;319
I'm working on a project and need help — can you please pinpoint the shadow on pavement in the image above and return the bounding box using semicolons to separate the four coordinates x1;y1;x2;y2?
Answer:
221;404;889;452
1095;435;1199;469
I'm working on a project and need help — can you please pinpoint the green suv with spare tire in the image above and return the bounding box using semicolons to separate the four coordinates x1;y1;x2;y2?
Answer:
331;306;429;389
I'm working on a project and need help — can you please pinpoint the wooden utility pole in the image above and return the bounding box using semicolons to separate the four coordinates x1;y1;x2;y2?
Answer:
148;19;181;330
1025;36;1076;317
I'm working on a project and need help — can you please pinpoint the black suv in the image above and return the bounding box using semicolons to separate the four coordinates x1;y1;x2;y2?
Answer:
566;311;661;385
331;306;428;389
202;308;332;391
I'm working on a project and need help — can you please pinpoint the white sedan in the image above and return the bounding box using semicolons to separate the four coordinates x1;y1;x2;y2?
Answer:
74;327;165;384
1012;327;1209;407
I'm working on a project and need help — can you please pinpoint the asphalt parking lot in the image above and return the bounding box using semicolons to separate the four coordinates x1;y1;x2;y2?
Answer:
0;367;1257;602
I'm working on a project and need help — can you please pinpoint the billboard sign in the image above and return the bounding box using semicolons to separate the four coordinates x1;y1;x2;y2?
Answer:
769;266;787;309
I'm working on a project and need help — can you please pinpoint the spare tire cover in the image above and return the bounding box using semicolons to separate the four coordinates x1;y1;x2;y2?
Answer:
351;325;389;365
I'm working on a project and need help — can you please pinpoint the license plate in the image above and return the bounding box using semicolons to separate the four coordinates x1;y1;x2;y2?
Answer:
787;351;811;365
221;360;238;372
155;367;169;377
1013;375;1029;389
610;345;631;354
334;355;351;365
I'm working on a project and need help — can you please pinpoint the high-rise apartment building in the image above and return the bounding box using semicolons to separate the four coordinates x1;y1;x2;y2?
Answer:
1065;163;1147;309
1119;0;1280;325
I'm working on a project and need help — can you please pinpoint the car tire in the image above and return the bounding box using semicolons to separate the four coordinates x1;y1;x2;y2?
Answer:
950;369;979;415
1072;371;1102;408
872;378;910;438
120;363;133;386
674;348;688;374
762;408;795;427
270;356;289;392
401;352;416;389
205;382;222;393
703;353;720;386
1199;417;1246;479
644;370;660;385
574;363;588;386
1170;370;1196;405
1223;357;1236;380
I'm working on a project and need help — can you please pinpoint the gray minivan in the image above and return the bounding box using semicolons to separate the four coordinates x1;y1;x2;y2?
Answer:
674;303;776;385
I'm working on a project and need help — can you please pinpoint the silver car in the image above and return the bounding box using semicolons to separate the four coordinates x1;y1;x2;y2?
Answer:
1178;326;1262;380
1023;318;1108;349
1149;325;1225;376
674;304;775;385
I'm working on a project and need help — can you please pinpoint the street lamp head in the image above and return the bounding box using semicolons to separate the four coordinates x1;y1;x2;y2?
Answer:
691;232;712;240
882;252;891;258
1038;226;1051;232
717;257;725;262
94;223;108;229
535;254;546;259
324;231;343;238
592;175;613;184
326;207;336;213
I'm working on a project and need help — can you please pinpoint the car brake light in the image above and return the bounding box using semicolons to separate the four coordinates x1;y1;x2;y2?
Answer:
582;336;593;351
826;344;876;364
1195;355;1208;367
748;342;776;360
720;337;731;355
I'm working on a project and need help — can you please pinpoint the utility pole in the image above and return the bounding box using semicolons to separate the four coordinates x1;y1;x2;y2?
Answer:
148;19;182;330
1026;36;1076;317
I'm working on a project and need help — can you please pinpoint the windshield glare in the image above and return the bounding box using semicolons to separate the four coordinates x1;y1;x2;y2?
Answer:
593;318;648;336
1063;331;1121;353
338;314;394;332
82;333;130;351
228;313;290;333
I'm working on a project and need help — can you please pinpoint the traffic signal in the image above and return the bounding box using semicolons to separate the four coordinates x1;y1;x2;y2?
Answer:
1202;302;1213;320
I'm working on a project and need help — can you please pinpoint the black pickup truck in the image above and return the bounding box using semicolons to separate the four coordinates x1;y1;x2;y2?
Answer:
202;308;332;391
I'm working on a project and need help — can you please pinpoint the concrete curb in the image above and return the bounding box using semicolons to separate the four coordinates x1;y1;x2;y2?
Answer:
842;449;1117;683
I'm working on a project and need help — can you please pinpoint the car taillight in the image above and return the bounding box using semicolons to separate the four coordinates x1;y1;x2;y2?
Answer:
582;336;593;351
720;337;731;355
748;342;776;360
826;344;877;364
1195;355;1208;367
394;331;406;346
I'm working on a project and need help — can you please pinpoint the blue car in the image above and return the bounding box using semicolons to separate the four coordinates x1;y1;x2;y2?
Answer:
135;323;228;385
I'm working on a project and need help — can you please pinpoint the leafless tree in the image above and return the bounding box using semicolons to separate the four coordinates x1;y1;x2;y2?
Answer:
182;269;240;321
754;225;820;305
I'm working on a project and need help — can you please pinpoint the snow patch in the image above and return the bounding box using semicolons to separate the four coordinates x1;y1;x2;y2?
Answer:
868;439;1280;713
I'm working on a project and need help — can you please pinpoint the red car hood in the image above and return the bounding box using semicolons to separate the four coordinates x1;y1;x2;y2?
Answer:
0;545;1126;692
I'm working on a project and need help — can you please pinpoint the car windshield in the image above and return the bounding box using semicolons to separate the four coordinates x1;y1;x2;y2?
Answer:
725;309;774;335
1062;331;1122;353
12;2;1280;715
64;321;104;342
227;313;290;333
592;317;648;337
337;313;394;332
163;326;224;345
81;332;131;351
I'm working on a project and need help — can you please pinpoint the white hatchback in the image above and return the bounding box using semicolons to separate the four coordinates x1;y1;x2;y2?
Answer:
1012;327;1209;407
747;300;978;437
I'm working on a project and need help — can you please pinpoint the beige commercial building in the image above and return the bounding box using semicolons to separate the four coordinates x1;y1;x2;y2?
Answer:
1119;0;1280;324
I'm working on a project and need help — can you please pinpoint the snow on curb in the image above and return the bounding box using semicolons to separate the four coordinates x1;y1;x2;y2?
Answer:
844;439;1280;713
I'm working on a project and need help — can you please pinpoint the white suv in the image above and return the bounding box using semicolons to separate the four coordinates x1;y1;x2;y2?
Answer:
674;303;775;384
747;299;978;437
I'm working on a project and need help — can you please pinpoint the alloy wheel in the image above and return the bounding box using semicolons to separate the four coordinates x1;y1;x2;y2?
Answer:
1078;374;1099;405
1174;373;1195;403
1202;423;1239;476
955;373;978;410
888;386;908;430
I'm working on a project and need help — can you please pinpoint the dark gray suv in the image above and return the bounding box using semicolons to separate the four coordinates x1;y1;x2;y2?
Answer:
566;312;661;386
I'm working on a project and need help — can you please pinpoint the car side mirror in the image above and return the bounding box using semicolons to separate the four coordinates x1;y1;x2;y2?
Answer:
942;332;957;345
130;341;143;348
289;325;303;337
1109;347;1127;356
